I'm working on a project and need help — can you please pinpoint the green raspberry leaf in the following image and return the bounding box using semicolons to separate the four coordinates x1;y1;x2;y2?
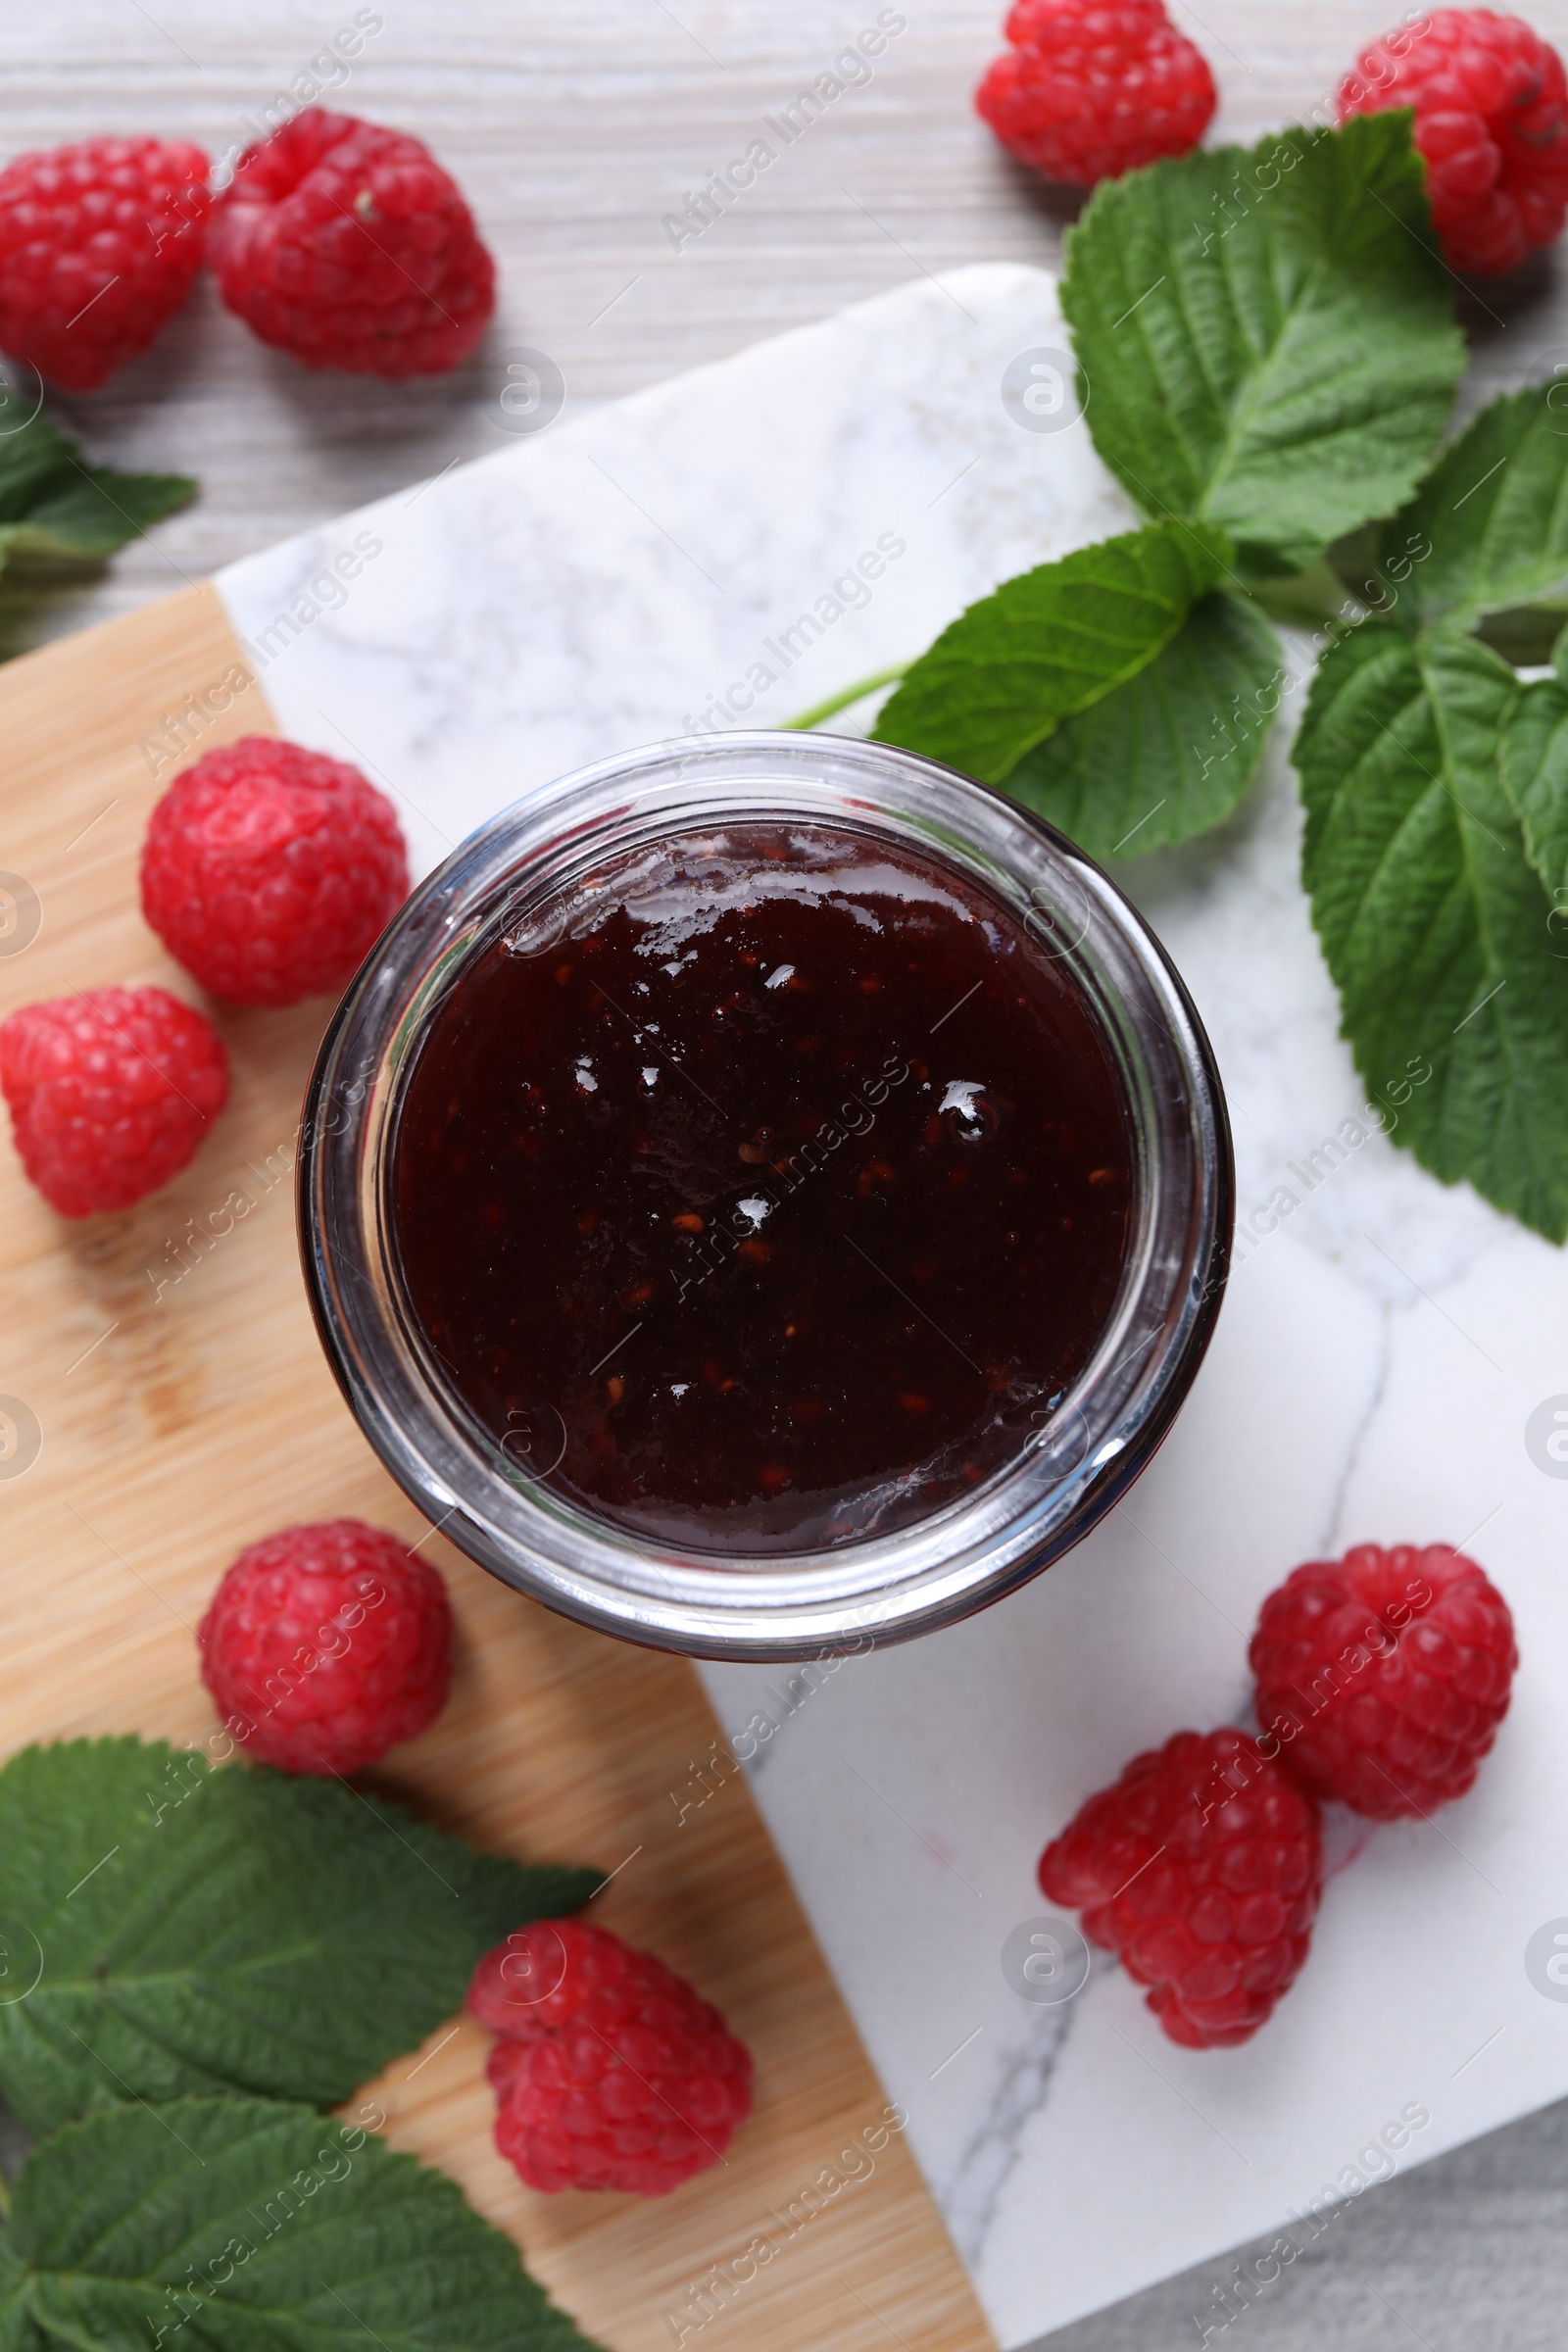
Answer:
1003;591;1285;861
1389;385;1568;633
1500;667;1568;909
0;2226;37;2352
0;410;194;578
1297;623;1568;1241
0;465;196;570
872;519;1231;784
1061;116;1463;571
0;414;78;523
0;1739;599;2135
3;2095;603;2352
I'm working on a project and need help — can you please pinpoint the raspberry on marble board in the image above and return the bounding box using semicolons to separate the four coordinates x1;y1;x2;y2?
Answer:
1040;1727;1323;2048
1250;1543;1518;1821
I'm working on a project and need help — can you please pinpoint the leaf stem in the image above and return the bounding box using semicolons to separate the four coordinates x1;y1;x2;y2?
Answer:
1243;559;1364;628
779;663;908;732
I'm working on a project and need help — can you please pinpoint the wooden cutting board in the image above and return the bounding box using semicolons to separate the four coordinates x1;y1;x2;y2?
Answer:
0;584;993;2352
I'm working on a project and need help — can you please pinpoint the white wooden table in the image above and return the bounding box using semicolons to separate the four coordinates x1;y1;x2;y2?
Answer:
5;3;1568;2343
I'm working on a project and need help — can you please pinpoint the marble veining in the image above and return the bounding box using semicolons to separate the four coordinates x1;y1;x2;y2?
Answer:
939;1953;1117;2275
218;263;1568;2348
1317;1310;1395;1562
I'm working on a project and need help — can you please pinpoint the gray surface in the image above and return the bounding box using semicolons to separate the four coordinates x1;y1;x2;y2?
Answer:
1039;2097;1568;2352
5;2;1568;2343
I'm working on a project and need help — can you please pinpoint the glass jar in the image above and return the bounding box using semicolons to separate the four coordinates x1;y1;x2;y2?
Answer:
298;732;1232;1660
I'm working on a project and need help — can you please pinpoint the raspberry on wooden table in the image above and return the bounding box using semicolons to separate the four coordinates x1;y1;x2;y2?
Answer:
1250;1543;1518;1821
140;736;409;1009
198;1519;453;1776
0;985;227;1218
468;1919;754;2195
975;0;1216;188
208;108;495;377
1339;10;1568;273
1040;1728;1323;2049
0;137;210;392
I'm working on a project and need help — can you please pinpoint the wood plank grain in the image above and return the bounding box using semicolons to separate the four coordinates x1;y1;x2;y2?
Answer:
0;584;993;2352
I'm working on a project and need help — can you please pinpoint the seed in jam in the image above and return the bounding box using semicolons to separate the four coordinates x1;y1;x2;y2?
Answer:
392;823;1133;1552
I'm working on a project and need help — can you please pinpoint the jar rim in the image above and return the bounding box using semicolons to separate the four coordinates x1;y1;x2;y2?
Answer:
298;732;1233;1660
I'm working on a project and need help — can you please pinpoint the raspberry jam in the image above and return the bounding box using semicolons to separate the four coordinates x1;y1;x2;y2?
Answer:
391;822;1134;1552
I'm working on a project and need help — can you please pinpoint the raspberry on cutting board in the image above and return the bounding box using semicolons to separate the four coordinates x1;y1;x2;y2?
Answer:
0;984;227;1217
975;0;1216;188
1250;1543;1518;1821
1039;1728;1323;2049
0;137;210;392
208;108;495;377
468;1919;754;2195
1339;10;1568;273
198;1519;453;1776
140;736;409;1009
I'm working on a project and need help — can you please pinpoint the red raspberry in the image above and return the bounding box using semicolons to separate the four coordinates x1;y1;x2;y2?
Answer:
0;137;209;392
198;1519;453;1776
468;1919;754;2195
208;109;495;377
1250;1543;1517;1821
975;0;1215;188
1039;1728;1322;2049
0;985;226;1218
140;737;409;1009
1339;11;1568;274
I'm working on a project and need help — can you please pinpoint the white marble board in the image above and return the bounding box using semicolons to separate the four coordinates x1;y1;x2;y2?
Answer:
216;265;1568;2348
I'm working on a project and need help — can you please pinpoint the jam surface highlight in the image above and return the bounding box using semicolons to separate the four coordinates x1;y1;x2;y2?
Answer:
392;822;1134;1551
